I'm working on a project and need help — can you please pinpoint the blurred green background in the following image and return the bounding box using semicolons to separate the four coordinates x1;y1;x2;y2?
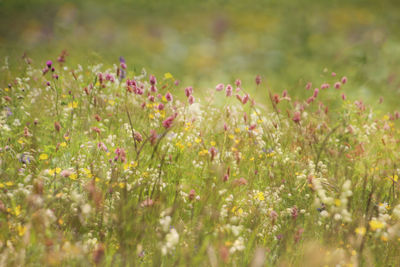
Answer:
1;0;400;108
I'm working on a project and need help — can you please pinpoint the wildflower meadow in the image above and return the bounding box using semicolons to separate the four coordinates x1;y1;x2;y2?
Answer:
2;0;400;266
1;54;400;266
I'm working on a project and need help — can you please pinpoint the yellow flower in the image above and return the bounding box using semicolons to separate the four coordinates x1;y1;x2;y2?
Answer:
334;199;341;207
83;168;93;178
198;149;209;156
17;224;26;236
108;100;115;106
49;167;61;176
5;181;14;186
164;72;173;79
0;183;4;188
235;128;240;133
39;153;49;160
355;227;366;236
195;138;202;144
15;205;21;216
369;220;384;231
254;192;265;201
17;139;24;145
59;142;67;148
69;173;77;180
210;141;216;146
68;101;78;109
123;161;138;170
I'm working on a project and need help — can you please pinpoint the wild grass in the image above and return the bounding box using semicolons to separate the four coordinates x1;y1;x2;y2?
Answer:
0;56;400;266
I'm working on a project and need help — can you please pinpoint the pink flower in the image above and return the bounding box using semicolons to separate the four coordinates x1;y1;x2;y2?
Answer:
225;84;233;97
331;72;336;77
233;177;248;186
149;75;157;85
98;142;108;152
307;96;315;104
60;169;72;178
341;93;346;100
162;115;175;129
92;127;101;134
273;94;280;104
235;79;241;87
270;210;278;221
209;146;217;161
140;198;154;207
158;103;165;110
341;76;347;84
184;87;193;97
291;206;298;220
149;130;157;145
306;82;312;90
216;83;224;91
292;111;301;123
321;83;330;89
242;94;249;104
188;95;195;105
188;189;196;201
313;88;319;98
134;132;143;142
255;75;261;85
114;148;126;163
334;82;341;89
165;92;173;102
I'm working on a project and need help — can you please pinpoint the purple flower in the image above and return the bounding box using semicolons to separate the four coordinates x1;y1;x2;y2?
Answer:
165;92;173;102
46;60;52;68
149;75;157;86
162;115;175;129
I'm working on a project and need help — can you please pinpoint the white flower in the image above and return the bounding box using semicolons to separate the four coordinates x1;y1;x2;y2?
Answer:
160;215;172;232
320;210;329;217
161;228;179;255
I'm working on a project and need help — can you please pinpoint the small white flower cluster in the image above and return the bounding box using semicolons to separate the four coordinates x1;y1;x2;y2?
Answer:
332;180;352;222
159;212;179;255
